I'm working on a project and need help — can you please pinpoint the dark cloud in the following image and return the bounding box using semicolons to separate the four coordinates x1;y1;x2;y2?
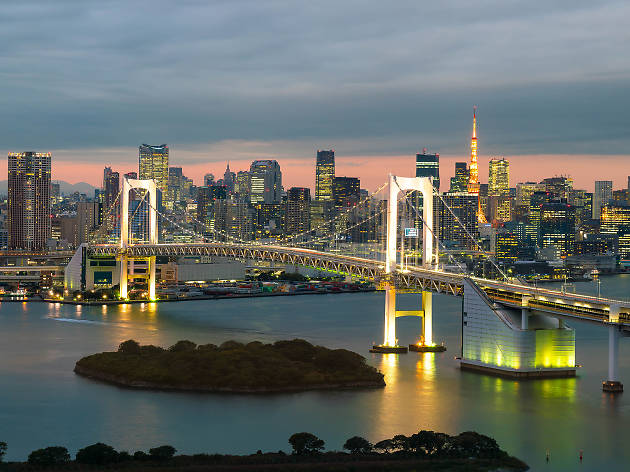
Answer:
0;0;628;156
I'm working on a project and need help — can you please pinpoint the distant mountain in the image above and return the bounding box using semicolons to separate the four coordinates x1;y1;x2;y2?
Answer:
0;180;96;197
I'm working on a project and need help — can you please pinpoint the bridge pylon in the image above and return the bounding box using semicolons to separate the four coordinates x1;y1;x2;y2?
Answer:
371;175;445;354
119;178;158;301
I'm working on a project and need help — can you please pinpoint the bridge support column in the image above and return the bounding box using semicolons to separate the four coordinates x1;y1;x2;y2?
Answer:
119;255;128;299
409;291;446;352
370;282;407;353
603;324;623;393
149;256;156;301
521;308;529;330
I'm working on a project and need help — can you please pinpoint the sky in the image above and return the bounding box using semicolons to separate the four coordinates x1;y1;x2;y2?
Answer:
0;0;628;191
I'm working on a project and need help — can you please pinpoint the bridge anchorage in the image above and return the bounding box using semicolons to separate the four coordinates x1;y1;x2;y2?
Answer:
370;175;446;354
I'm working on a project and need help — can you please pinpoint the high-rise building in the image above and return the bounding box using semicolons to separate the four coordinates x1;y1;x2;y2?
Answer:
542;177;573;200
593;180;613;219
435;193;479;249
250;160;282;204
415;150;440;190
8;152;52;250
449;162;469;193
254;203;285;239
223;163;235;194
540;202;575;257
77;202;101;245
196;185;227;234
50;182;61;206
488;158;510;222
333;177;360;207
235;170;251;201
285;187;311;235
103;167;120;233
167;167;183;205
315;150;335;201
139;144;169;192
124;172;137;180
310;200;335;237
600;204;630;259
488;158;509;196
515;182;543;208
204;173;215;187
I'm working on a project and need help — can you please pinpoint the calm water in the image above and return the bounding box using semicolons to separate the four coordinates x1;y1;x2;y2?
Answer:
1;275;630;471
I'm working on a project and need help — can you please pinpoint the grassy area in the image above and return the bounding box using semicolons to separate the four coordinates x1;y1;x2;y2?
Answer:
75;339;385;392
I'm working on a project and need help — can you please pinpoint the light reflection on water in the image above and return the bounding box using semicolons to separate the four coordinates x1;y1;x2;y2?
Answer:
0;280;629;471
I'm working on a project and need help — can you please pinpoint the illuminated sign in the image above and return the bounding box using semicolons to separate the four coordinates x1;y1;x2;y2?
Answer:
404;228;418;238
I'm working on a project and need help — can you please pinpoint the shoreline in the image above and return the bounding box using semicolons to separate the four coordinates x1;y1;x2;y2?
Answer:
74;364;386;394
38;287;375;305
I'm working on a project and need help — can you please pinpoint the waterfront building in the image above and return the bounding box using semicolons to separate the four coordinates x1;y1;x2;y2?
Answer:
540;202;576;257
315;150;335;201
285;187;311;235
250;160;282;204
568;189;593;226
600;204;630;259
333;176;360;208
415;150;440;191
593;180;613;219
139;144;169;193
435;193;479;249
8;152;52;250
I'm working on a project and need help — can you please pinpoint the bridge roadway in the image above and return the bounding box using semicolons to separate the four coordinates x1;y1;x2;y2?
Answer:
88;243;630;328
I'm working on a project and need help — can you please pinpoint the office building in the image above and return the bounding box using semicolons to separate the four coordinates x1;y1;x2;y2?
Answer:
139;144;169;192
593;181;613;219
235;170;251;201
515;182;544;207
254;203;285;239
540;202;576;257
449;162;469;193
250;160;282;204
600;204;630;259
196;185;227;234
435;193;479;249
77;202;101;245
488;158;509;196
204;173;215;187
415;150;440;190
310;200;334;237
167;167;183;205
315;150;335;201
333;176;360;207
285;187;311;235
541;177;573;200
223;163;235;194
8;152;52;250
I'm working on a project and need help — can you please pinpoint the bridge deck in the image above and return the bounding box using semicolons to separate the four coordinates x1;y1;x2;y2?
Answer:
87;243;630;327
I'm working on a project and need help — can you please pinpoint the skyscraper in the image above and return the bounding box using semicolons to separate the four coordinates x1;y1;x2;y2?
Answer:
540;202;576;257
488;158;510;222
593;180;613;219
415;150;440;190
139;144;169;192
8;152;52;250
285;187;311;235
223;163;235;194
235;170;251;201
250;160;282;204
333;177;360;207
315;150;335;201
449;162;469;193
103;167;120;233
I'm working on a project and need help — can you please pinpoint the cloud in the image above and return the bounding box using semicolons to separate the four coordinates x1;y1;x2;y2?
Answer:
0;0;628;163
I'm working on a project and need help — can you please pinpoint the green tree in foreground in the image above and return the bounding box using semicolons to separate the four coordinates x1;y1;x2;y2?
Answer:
149;445;177;461
0;442;7;462
343;436;373;454
288;432;325;455
28;446;70;466
76;443;119;465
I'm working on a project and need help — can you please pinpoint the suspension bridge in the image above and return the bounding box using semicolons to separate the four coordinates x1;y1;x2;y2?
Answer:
70;175;630;392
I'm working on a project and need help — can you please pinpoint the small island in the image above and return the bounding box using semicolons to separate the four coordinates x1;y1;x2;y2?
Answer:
74;339;385;393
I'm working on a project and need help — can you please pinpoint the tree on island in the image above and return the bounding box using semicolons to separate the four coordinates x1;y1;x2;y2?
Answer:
149;445;177;461
118;339;141;354
76;443;119;465
28;446;70;466
288;432;325;455
408;430;449;456
343;436;373;454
